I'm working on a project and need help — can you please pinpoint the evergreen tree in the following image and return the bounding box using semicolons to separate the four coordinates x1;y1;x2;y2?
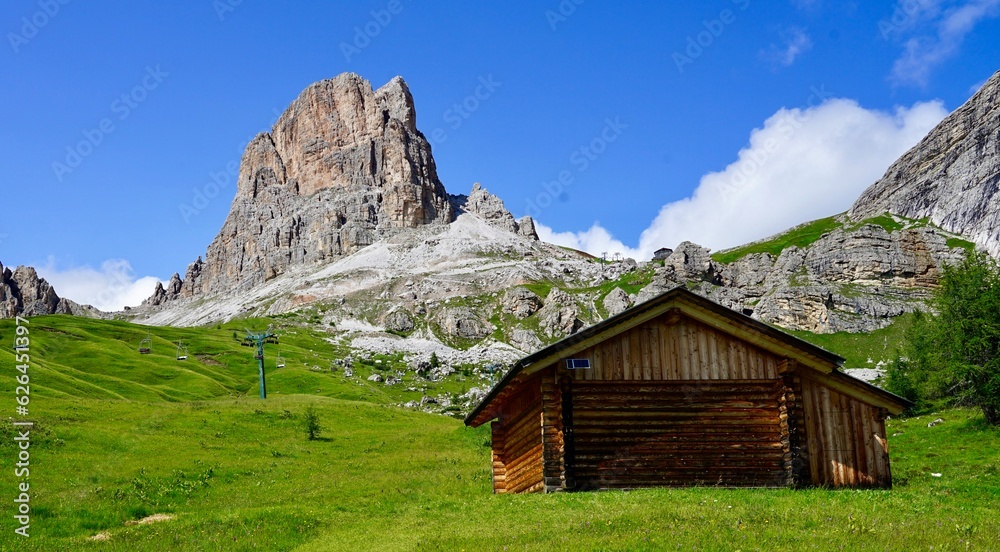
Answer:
887;252;1000;424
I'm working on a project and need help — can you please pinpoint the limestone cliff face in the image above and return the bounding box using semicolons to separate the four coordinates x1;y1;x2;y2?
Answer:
0;262;84;317
636;222;966;333
169;74;454;298
849;70;1000;255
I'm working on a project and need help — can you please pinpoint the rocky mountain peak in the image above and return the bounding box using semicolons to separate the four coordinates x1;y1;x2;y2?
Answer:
849;69;1000;255
153;74;457;302
0;261;88;318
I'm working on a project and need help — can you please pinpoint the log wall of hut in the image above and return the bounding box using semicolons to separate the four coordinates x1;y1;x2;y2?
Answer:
568;380;786;489
553;313;788;488
801;376;892;487
492;380;544;494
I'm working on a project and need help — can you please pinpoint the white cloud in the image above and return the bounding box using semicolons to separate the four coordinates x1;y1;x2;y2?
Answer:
36;258;165;312
536;97;949;260
761;27;813;68
890;0;1000;86
536;223;643;261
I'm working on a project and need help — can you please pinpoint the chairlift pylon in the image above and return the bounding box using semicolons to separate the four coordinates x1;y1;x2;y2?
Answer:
138;331;152;354
176;340;189;361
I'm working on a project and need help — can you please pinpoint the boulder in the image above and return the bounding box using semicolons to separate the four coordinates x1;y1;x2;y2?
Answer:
437;307;493;340
603;287;632;317
384;310;415;333
502;287;543;319
536;289;583;338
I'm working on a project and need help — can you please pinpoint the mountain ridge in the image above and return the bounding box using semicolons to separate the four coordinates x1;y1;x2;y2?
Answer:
850;69;1000;254
12;71;1000;369
0;261;95;318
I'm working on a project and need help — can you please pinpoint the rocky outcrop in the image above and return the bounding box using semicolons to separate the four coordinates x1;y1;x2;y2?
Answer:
384;309;415;333
0;262;85;318
637;221;966;333
508;328;543;353
501;287;543;319
850;70;1000;256
437;307;494;340
165;74;454;298
451;183;539;240
536;288;583;338
603;287;632;317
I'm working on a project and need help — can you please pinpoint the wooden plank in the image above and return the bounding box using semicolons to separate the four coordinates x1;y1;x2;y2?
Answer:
848;393;864;486
717;330;730;379
765;357;778;379
818;384;836;486
640;327;653;381
612;338;625;381
698;328;711;379
668;322;682;380
628;329;640;381
621;333;632;380
727;340;739;380
592;348;601;381
650;325;662;381
842;391;859;486
679;321;692;380
800;379;821;485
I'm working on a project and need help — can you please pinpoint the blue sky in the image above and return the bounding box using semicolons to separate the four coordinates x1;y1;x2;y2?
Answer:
2;0;999;310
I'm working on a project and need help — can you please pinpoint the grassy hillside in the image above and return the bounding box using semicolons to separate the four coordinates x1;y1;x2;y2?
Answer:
712;216;843;264
789;313;916;368
711;213;976;264
0;316;482;409
2;396;998;550
2;315;999;550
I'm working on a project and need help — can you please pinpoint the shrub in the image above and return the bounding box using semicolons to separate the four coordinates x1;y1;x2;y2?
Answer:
304;405;321;441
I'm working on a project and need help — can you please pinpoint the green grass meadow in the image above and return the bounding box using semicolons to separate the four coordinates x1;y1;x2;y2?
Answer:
1;316;999;550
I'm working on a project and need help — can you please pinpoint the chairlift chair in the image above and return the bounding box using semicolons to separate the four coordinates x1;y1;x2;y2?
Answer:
176;340;189;361
138;332;152;354
276;350;285;369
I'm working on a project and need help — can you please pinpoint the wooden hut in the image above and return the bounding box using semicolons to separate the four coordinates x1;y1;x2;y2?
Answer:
465;287;911;494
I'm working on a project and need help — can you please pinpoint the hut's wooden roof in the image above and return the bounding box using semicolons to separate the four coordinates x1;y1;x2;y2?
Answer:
465;286;912;427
